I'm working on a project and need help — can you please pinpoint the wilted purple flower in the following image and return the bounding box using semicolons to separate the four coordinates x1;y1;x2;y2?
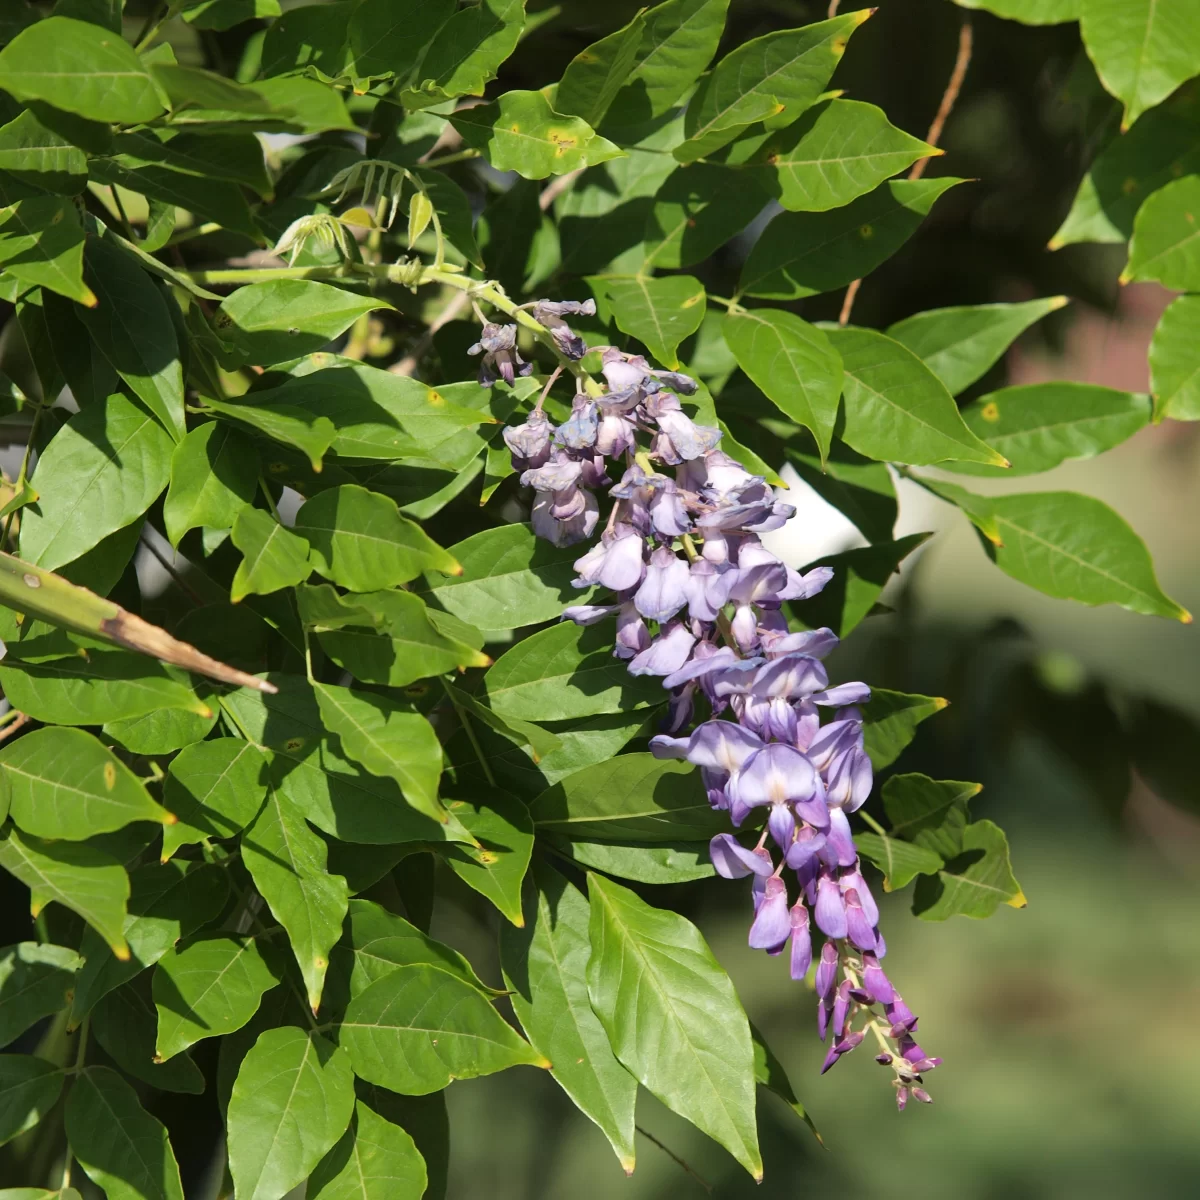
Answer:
503;408;552;469
532;298;595;359
555;395;599;450
469;322;531;386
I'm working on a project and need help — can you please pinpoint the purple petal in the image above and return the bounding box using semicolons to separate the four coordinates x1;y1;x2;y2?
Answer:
812;682;872;707
599;530;646;592
748;876;791;950
737;743;817;809
784;826;827;869
634;546;690;622
561;604;617;625
862;951;895;1004
844;888;877;951
820;807;858;868
789;904;812;980
767;803;795;849
764;628;840;659
627;622;696;676
815;941;839;1001
649;734;690;760
710;833;773;879
684;720;763;773
663;645;739;689
814;872;848;938
751;653;829;700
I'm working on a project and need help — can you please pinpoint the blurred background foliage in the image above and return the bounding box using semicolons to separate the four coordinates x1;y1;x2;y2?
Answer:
4;0;1199;1197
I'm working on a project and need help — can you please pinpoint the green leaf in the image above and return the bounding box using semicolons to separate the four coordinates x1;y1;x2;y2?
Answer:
70;861;230;1024
230;507;312;603
586;873;762;1180
255;4;341;74
0;17;165;124
0;1056;62;1147
603;0;730;130
949;383;1150;476
484;621;664;722
1079;0;1200;130
1125;175;1200;289
103;706;217;756
19;392;173;572
0;827;129;958
308;587;490;688
295;485;458;592
747;98;934;211
1;727;169;840
919;477;1192;621
240;364;492;462
781;437;897;543
912;819;1026;919
342;963;547;1093
444;683;561;764
402;0;526;109
887;296;1068;396
825;326;1009;467
202;393;336;473
862;688;948;770
546;837;715;883
676;11;871;162
65;1066;184;1200
242;787;350;1012
161;737;268;860
338;898;497;1000
163;422;258;548
412;167;486;269
91;977;205;1094
153;935;282;1061
424;522;582;631
740;177;964;299
642;162;768;270
216;281;394;368
557;10;648;128
221;676;476;847
249;75;356;134
1052;105;1200;249
1150;294;1200;420
723;307;842;460
591;273;705;368
347;0;455;82
0;109;87;194
530;754;723;842
78;241;184;441
883;773;981;860
789;533;932;637
310;1100;428;1200
853;832;944;892
0;653;210;728
750;1023;819;1143
228;1027;355;1200
182;0;282;30
953;0;1079;22
121;129;273;195
313;683;445;825
0;195;94;306
451;90;624;180
0;944;81;1049
501;866;637;1171
442;794;534;926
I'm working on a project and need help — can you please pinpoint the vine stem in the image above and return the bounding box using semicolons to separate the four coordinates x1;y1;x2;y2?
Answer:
838;16;973;326
440;678;498;787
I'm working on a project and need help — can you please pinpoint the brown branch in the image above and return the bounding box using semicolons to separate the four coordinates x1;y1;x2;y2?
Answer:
838;17;973;326
0;712;28;743
827;0;841;16
635;1125;714;1194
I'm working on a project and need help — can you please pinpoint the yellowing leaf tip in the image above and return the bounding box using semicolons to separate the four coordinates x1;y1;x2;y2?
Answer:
1179;608;1193;625
1117;269;1132;286
1048;295;1069;311
933;697;950;710
1046;236;1064;251
114;943;132;962
162;812;178;826
1007;889;1028;910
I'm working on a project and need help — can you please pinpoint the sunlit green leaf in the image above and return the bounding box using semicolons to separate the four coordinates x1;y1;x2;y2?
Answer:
557;10;648;128
1124;175;1200;288
161;738;268;860
592;273;705;368
441;794;534;926
309;1100;428;1200
0;944;81;1050
1150;293;1200;421
163;422;258;547
912;819;1026;919
230;507;312;603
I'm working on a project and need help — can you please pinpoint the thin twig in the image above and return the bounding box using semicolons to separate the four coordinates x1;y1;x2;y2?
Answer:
827;0;841;16
392;290;471;376
539;168;583;212
0;712;28;744
635;1125;714;1194
138;531;204;606
838;17;973;326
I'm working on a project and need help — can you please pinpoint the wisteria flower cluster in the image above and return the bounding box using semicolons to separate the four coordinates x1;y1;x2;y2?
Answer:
499;305;941;1106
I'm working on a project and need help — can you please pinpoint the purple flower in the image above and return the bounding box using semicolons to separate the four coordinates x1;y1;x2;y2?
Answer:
628;620;695;676
748;875;791;950
634;546;690;622
709;833;773;879
532;298;595;360
736;743;828;830
652;410;722;463
573;525;645;591
789;902;812;979
814;871;848;938
469;322;531;386
614;602;650;659
862;952;894;1004
845;888;878;951
503;409;552;469
555;396;599;450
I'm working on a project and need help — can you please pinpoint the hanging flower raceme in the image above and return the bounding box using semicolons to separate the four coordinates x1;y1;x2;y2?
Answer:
500;299;940;1108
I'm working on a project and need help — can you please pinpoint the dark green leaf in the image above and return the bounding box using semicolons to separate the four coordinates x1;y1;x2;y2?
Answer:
853;832;944;892
557;10;648;128
0;1055;62;1147
592;273;705;369
0;109;87;193
161;738;268;860
19;391;173;571
862;688;948;769
0;828;128;958
242;787;350;1012
451;91;623;180
548;837;715;883
0;944;81;1049
92;977;205;1094
342;964;548;1093
0;18;164;124
676;11;871;162
723;307;842;460
919;477;1191;621
153;935;282;1061
883;773;981;860
740;177;964;299
163;422;258;547
912;820;1027;919
586;873;762;1179
782;438;897;543
0;195;94;306
886;296;1068;395
228;1027;355;1200
183;0;282;30
65;1066;184;1200
103;706;218;756
202;393;337;473
442;794;534;926
310;1099;428;1200
347;0;455;81
501;866;637;1170
750;1023;819;1142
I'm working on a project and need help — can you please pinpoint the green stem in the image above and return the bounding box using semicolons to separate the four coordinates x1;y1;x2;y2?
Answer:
858;809;890;839
440;678;497;787
163;221;222;248
4;405;42;548
189;265;356;285
135;1;184;51
420;148;482;169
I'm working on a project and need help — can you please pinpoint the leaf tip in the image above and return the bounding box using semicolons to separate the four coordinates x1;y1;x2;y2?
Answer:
1006;889;1028;910
1048;295;1069;312
857;6;877;22
162;811;178;826
1046;236;1064;252
933;697;950;711
1178;608;1193;625
113;943;132;962
1117;269;1133;286
536;1054;553;1070
81;287;99;309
